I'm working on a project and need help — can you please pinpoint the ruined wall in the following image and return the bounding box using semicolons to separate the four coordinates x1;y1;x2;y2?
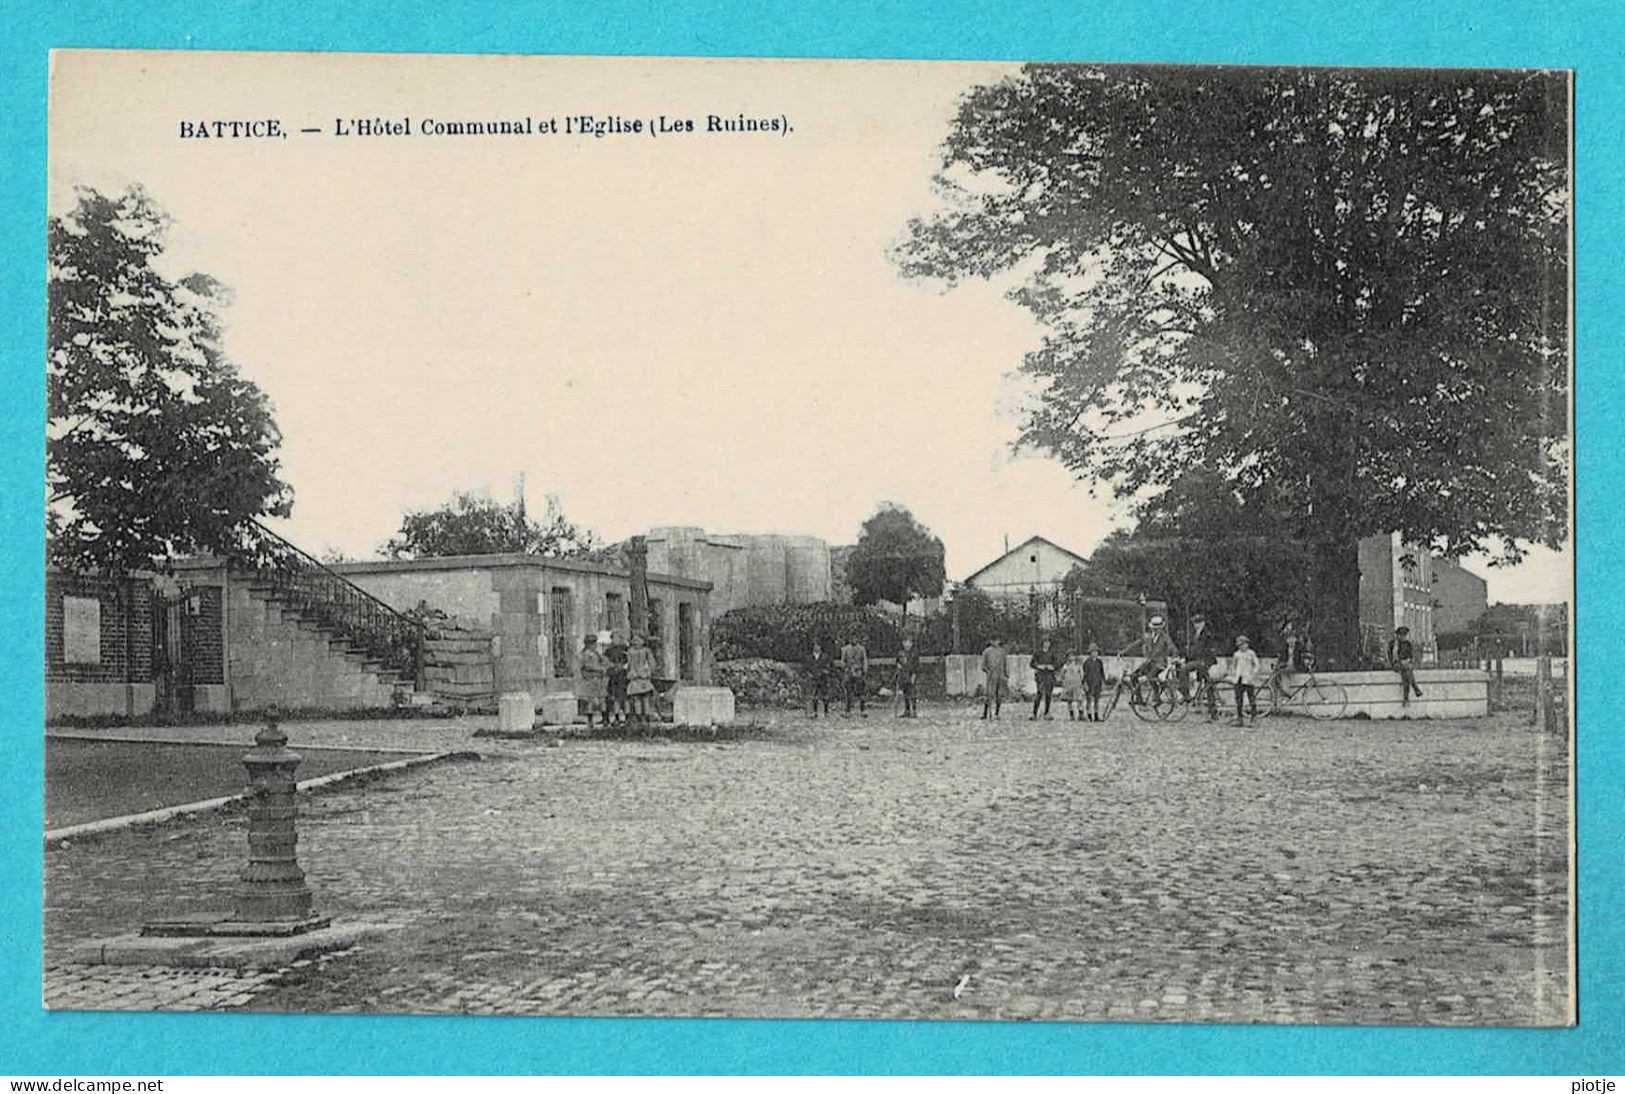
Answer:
647;526;831;612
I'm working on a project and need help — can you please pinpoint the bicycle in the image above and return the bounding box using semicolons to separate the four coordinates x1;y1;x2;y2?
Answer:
1099;660;1183;722
1254;658;1348;720
1164;663;1233;723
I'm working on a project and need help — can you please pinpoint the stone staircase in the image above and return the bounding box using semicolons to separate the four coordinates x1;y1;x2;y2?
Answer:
225;579;420;712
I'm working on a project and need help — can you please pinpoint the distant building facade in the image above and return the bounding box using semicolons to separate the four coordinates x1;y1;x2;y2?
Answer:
964;535;1089;604
1431;557;1490;635
963;535;1091;629
1357;533;1437;662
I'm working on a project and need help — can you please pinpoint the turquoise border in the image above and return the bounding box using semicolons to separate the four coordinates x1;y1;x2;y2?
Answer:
4;0;1617;1075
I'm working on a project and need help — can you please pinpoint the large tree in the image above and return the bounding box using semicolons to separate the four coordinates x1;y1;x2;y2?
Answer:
49;185;292;574
845;503;947;622
898;65;1568;662
382;490;600;560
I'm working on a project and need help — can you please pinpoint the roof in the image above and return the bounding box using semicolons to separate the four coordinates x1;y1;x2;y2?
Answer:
330;553;712;591
963;535;1089;585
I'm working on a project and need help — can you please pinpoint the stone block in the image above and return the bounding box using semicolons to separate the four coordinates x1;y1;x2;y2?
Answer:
538;692;578;726
192;684;231;714
498;692;535;733
673;685;736;726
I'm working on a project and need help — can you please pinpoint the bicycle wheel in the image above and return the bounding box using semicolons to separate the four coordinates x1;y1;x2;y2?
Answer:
1125;679;1155;722
1295;677;1349;720
1163;690;1192;722
1131;680;1177;721
1207;681;1236;722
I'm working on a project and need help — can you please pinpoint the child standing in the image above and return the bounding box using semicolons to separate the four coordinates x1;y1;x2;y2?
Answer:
895;635;921;718
625;632;656;726
1059;650;1087;721
1082;642;1106;721
1231;634;1261;726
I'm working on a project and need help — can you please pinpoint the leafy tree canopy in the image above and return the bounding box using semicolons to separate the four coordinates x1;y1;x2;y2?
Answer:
845;503;947;615
382;491;600;560
1061;468;1311;651
898;66;1568;659
48;185;293;573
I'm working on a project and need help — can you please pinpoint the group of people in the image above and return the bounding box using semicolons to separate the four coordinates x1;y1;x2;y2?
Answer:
971;614;1278;725
979;636;1109;721
805;633;925;718
1113;613;1266;725
682;612;1428;729
575;631;660;728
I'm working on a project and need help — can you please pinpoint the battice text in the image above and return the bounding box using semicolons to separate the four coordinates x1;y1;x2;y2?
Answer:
179;119;284;139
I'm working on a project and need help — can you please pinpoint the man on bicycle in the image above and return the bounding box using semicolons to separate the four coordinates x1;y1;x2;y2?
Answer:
1176;612;1221;719
1126;614;1179;699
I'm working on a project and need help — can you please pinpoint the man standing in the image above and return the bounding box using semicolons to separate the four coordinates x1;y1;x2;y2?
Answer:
981;636;1008;720
1388;625;1425;706
895;634;921;718
806;638;834;718
577;633;608;729
840;632;869;716
1030;637;1059;720
1177;613;1220;720
604;631;630;727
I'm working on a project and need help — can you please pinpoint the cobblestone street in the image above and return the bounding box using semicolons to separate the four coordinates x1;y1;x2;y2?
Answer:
44;703;1570;1025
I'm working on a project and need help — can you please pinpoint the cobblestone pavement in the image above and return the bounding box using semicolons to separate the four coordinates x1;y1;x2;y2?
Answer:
44;702;1571;1025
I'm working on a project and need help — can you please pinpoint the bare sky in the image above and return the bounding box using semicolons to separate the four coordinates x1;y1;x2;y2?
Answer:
49;51;1570;604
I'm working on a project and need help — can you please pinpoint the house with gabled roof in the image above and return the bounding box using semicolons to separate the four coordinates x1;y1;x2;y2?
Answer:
963;535;1090;602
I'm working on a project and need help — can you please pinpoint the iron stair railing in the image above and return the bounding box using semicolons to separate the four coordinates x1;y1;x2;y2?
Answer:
242;519;425;686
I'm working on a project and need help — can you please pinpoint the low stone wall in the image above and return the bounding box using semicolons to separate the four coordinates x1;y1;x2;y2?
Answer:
1311;668;1489;719
46;681;157;721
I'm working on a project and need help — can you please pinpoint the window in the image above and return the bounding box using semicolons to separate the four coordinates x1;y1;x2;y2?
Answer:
678;602;696;682
605;591;627;637
549;587;573;677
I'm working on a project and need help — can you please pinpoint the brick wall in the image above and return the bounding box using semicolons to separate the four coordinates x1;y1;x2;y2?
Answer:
182;584;225;685
44;570;154;684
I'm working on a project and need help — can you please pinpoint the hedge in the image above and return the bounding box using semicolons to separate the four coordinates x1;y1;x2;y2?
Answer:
711;602;910;661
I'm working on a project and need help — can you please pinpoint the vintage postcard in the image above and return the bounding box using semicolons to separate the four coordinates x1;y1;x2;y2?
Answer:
45;50;1572;1025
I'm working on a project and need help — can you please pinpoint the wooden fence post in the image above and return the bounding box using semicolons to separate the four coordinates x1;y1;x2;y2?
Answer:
1534;655;1553;731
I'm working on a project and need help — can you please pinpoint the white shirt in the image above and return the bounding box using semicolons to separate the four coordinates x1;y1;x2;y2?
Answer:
1231;648;1261;685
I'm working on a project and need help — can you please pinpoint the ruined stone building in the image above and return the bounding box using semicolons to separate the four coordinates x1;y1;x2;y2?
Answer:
643;527;831;615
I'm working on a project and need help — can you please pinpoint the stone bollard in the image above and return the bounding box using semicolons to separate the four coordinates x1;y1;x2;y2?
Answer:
232;713;318;924
539;692;578;727
498;691;536;733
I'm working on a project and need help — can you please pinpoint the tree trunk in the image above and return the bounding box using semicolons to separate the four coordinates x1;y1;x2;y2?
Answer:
1308;537;1361;669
